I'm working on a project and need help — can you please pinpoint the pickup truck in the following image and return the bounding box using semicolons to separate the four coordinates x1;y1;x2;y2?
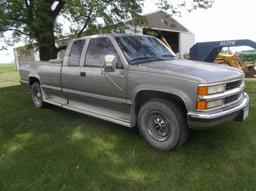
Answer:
19;34;249;150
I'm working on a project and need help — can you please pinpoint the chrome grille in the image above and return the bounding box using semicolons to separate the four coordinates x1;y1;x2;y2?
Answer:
225;80;242;91
224;94;240;104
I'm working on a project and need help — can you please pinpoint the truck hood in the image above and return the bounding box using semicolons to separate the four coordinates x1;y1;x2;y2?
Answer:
134;59;243;83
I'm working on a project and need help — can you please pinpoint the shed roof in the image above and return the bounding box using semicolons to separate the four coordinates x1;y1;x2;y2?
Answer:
142;10;190;32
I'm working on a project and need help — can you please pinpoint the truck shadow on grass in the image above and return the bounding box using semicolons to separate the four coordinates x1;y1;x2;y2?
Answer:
0;85;255;191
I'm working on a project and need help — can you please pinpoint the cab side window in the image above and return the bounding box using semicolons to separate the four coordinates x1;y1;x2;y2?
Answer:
85;37;122;68
68;40;85;66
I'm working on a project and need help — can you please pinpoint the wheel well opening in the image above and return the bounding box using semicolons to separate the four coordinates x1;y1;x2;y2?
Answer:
29;77;39;86
135;91;187;115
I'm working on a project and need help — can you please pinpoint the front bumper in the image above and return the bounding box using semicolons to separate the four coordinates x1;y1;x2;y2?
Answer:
187;92;249;128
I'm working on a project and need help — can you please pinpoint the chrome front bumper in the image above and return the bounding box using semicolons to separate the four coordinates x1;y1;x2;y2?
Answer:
187;92;249;128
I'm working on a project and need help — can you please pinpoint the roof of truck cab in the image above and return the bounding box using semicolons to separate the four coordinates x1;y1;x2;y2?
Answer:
76;33;150;40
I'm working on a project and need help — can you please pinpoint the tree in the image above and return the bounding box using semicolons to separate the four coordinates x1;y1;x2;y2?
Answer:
0;0;214;61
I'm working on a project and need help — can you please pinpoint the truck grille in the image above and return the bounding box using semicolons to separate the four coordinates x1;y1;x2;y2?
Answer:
225;80;242;91
224;94;240;104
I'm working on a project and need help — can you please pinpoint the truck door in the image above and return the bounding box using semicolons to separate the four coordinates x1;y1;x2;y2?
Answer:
79;37;129;110
61;39;86;100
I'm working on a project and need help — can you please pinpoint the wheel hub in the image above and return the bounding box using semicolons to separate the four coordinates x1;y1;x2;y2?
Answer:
147;112;171;141
33;87;42;105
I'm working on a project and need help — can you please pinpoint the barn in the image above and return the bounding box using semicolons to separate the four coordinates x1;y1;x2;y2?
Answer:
125;10;195;56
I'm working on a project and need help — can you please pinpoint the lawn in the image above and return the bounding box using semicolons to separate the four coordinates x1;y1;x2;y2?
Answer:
0;64;256;191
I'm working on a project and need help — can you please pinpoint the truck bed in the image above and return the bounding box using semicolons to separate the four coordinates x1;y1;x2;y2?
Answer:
19;60;62;88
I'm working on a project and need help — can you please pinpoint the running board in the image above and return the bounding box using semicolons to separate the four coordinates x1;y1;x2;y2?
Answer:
44;99;131;127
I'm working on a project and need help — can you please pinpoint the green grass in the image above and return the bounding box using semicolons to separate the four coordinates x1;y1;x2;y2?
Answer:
0;64;256;191
0;64;18;88
0;64;16;74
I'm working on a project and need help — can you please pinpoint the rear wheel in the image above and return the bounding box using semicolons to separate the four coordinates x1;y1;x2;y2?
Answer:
138;99;189;150
31;82;47;108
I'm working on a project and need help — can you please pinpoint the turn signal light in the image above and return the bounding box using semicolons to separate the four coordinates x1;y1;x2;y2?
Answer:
197;86;208;96
196;100;207;110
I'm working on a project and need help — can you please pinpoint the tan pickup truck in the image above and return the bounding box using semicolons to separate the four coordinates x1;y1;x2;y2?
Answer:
19;34;249;150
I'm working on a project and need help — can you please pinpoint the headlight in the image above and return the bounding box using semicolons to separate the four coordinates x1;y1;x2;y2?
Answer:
208;84;225;95
207;99;223;108
196;99;223;110
197;84;225;96
196;83;225;110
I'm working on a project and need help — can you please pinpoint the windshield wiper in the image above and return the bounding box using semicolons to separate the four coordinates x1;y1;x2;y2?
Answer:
161;54;175;57
130;56;164;64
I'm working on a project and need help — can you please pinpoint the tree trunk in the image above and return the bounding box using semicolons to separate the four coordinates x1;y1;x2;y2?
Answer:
37;33;57;61
35;2;58;61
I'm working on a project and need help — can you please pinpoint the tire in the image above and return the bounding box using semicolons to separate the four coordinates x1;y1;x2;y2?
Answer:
138;99;189;150
31;82;47;108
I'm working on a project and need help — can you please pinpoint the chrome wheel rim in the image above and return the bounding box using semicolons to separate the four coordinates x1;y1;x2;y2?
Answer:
146;112;171;141
33;86;42;105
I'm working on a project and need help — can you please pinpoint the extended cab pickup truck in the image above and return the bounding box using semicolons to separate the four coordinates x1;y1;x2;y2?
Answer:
19;34;249;150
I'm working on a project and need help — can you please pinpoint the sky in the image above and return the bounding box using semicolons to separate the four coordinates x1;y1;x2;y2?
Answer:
0;0;256;63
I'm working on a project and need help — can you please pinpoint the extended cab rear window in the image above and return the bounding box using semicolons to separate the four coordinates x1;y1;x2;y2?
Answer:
68;40;85;66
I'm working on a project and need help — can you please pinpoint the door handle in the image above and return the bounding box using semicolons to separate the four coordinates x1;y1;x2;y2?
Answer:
80;72;86;77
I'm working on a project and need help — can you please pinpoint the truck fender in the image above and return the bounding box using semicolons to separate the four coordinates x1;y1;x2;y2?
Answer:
28;73;41;85
130;86;192;127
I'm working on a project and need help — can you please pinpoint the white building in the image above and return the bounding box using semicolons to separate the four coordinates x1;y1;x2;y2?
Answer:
125;11;195;56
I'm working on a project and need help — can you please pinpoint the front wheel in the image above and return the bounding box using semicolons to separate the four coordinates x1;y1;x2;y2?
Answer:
138;99;189;150
31;82;47;108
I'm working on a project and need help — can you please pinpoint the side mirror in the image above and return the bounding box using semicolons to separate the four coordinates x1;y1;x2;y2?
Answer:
104;55;117;72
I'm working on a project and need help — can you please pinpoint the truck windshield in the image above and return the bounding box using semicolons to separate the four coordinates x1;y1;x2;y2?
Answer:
115;36;176;64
